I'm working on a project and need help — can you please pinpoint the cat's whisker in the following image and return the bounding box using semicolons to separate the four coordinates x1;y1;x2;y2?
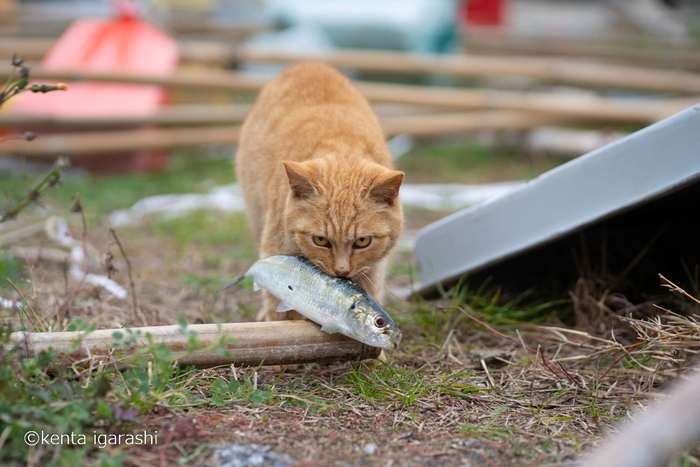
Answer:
370;270;407;302
356;269;404;302
356;270;380;290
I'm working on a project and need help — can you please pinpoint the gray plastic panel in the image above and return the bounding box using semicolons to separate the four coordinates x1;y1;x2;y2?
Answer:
414;104;700;296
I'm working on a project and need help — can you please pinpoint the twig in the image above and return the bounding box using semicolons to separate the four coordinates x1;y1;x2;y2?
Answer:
0;131;36;144
53;199;89;318
109;227;139;316
0;160;65;223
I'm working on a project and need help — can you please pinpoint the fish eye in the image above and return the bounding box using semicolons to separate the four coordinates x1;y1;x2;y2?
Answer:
374;316;387;328
353;237;371;249
312;236;330;248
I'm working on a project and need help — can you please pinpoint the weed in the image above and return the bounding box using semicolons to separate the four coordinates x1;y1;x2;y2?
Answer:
344;362;430;408
0;316;267;466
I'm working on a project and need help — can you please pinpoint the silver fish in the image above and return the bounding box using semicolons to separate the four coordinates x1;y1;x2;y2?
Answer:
241;255;401;349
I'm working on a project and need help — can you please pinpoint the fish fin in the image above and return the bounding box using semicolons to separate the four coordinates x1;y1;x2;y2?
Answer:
216;275;245;293
253;281;261;292
321;323;342;334
275;300;294;313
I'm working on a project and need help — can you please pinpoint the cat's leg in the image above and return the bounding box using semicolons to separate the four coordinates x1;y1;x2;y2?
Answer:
354;257;388;304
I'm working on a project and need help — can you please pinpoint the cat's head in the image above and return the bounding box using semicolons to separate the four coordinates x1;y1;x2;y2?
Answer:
282;158;403;281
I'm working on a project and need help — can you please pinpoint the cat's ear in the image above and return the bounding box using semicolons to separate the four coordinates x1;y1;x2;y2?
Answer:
367;170;404;205
282;160;317;200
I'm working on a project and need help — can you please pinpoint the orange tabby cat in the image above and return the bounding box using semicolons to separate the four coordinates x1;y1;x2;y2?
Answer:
235;62;404;322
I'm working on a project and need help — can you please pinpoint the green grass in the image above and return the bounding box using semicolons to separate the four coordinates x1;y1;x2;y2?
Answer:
397;280;567;348
396;137;564;184
344;362;430;409
155;211;254;251
0;147;235;224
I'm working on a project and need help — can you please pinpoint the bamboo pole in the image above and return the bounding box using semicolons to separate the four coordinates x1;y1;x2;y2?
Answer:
0;67;268;93
355;81;697;123
463;30;700;72
0;37;53;60
5;36;700;91
0;110;621;157
0;102;692;157
0;104;251;128
379;110;579;136
0;103;449;128
0;67;693;123
10;320;381;369
233;47;700;94
0;125;241;156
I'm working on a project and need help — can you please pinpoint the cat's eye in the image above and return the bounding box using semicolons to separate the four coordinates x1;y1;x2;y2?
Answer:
353;237;371;249
312;236;330;248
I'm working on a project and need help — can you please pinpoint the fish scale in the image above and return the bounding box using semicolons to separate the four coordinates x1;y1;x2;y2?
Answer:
244;255;401;349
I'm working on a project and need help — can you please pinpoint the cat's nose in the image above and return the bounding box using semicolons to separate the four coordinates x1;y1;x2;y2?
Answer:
334;269;350;278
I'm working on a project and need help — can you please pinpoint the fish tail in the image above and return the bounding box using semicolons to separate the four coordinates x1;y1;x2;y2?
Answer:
217;275;246;293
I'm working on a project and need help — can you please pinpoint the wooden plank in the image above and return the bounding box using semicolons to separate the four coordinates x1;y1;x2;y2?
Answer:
413;103;700;296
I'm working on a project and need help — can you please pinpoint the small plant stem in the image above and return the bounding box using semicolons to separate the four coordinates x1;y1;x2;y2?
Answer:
660;274;700;305
54;201;89;318
6;278;45;331
0;167;61;223
598;341;644;382
109;227;138;315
